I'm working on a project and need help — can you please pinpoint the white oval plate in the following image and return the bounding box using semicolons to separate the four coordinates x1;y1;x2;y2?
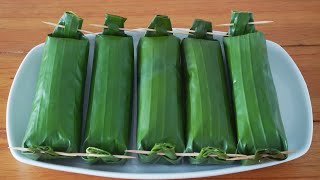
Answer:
7;29;313;179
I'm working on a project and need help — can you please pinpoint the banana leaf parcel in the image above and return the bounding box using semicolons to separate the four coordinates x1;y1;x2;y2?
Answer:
22;11;89;160
137;15;185;164
82;14;134;164
223;11;288;164
182;19;237;164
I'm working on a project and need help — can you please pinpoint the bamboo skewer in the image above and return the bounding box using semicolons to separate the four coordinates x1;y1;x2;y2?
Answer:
226;151;292;161
125;150;247;158
125;149;292;160
142;27;191;35
89;20;272;35
90;24;191;35
43;20;273;36
180;29;229;36
10;147;291;160
90;23;229;36
9;147;135;159
215;20;274;27
89;23;142;32
42;21;94;34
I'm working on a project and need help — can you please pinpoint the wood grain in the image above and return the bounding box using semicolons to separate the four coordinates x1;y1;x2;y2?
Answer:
0;0;319;179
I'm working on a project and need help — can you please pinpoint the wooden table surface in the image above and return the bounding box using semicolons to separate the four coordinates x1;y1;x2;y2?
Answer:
1;0;319;179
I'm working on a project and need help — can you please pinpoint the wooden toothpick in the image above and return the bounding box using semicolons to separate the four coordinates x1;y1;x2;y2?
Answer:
42;21;94;34
9;147;135;159
216;20;274;27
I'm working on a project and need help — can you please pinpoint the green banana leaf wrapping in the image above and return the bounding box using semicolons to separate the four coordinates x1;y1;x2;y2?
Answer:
182;19;236;164
137;15;185;164
82;14;133;164
22;11;89;160
223;11;288;164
